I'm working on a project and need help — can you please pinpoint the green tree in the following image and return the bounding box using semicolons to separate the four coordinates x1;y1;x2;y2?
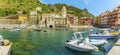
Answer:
0;0;94;18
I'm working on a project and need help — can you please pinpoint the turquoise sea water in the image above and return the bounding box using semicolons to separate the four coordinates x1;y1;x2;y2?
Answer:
0;28;118;55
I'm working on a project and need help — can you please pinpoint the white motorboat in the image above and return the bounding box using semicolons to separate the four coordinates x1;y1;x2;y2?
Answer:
118;29;120;34
85;37;107;46
74;32;107;46
65;39;98;52
89;29;119;39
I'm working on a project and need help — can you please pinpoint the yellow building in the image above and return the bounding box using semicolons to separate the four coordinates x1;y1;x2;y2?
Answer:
18;14;27;24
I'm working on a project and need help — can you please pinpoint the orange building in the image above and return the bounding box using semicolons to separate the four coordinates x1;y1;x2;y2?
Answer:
78;18;93;25
100;5;120;26
67;14;78;25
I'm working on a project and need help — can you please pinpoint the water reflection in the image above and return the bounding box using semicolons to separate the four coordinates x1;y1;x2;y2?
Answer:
0;28;118;55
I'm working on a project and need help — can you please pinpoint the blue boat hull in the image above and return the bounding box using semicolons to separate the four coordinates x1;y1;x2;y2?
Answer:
89;35;119;39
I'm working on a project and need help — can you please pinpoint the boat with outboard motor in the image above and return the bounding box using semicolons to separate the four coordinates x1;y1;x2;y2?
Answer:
73;32;107;46
89;29;119;39
85;37;107;46
65;39;98;52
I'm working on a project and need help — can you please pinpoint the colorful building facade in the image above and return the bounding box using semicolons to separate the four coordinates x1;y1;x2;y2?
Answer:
18;14;27;24
41;6;68;28
100;5;120;26
78;17;93;25
67;14;78;26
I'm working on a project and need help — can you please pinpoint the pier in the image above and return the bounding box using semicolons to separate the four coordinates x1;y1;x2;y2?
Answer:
107;39;120;55
0;46;12;55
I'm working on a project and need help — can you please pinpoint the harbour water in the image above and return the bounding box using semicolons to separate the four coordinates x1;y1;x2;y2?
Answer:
0;28;118;55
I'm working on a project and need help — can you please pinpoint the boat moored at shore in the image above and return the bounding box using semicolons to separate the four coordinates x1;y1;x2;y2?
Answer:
65;39;98;52
89;29;119;39
73;32;108;46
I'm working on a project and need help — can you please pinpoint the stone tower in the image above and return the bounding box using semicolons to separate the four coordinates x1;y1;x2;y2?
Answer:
62;6;67;18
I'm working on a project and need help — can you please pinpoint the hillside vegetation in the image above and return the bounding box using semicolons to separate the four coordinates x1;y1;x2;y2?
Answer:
0;0;94;18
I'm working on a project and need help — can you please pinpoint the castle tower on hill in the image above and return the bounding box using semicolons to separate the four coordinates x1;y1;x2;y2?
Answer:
62;6;67;18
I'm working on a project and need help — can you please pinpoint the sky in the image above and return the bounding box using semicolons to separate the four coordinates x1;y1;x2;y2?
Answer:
40;0;120;16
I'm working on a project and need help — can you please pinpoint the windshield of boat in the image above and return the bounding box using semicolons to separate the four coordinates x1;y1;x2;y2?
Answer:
74;32;88;40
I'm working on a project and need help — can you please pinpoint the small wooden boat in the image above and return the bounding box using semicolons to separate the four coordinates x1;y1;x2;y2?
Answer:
43;30;47;32
34;25;41;32
34;29;41;32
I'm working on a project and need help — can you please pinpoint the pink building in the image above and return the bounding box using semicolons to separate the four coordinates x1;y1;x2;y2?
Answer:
99;5;120;26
